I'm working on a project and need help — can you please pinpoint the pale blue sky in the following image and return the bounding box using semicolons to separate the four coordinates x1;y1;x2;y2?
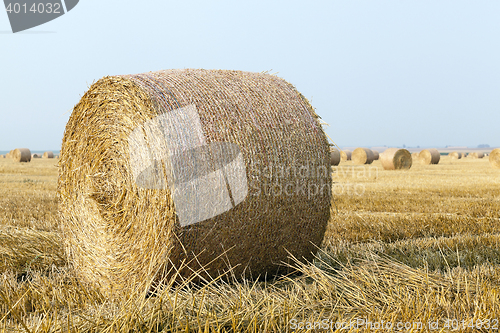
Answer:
1;1;499;150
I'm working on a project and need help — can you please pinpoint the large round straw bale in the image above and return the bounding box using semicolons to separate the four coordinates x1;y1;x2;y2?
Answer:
340;150;351;161
43;151;54;158
449;152;462;159
372;150;380;160
58;69;332;293
476;152;485;159
330;148;341;166
352;148;374;165
419;149;440;165
380;148;412;170
12;148;31;162
32;153;42;158
490;149;500;169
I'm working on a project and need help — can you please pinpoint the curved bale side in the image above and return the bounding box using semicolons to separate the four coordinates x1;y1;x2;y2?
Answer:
449;152;462;159
380;148;412;170
372;150;380;160
43;151;54;159
32;153;42;159
58;69;332;294
419;149;440;165
330;148;341;166
0;155;4;158
352;148;374;165
490;149;500;169
340;150;352;162
477;152;485;159
12;148;31;162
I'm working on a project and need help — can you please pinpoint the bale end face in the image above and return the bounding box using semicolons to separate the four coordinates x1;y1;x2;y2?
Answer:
380;148;412;170
43;151;54;159
419;149;440;165
340;150;352;162
12;148;31;162
490;149;500;169
352;148;374;165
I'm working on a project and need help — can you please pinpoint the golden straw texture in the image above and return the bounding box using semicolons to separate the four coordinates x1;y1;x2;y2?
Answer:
419;149;440;165
490;149;500;169
380;148;412;170
12;148;31;162
330;148;341;166
352;148;374;165
449;152;462;159
340;150;351;161
58;69;332;294
372;150;380;160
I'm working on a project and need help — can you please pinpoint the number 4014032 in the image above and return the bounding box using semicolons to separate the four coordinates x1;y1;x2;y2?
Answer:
5;3;62;14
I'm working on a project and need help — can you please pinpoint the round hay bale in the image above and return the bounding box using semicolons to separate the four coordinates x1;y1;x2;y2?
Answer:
340;150;352;161
380;148;412;170
58;69;332;293
372;150;380;160
330;148;341;166
476;152;485;159
32;153;42;159
0;155;4;158
43;151;54;159
352;148;374;165
449;151;462;159
12;148;31;162
411;152;420;161
490;149;500;169
419;149;440;165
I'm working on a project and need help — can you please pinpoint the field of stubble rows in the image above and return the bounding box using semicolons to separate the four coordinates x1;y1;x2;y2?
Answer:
1;156;499;332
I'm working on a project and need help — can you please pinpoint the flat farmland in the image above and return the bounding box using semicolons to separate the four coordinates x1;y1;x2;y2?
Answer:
1;156;499;332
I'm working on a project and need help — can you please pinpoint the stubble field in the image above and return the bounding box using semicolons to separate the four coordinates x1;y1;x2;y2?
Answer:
1;156;499;332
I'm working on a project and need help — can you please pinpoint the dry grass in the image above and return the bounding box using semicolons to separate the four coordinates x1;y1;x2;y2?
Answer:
1;156;500;332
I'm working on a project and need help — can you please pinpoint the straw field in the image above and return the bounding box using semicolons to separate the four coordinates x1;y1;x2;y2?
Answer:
1;153;499;332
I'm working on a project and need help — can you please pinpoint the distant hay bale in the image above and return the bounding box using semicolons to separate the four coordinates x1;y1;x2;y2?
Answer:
330;148;341;166
352;148;374;165
0;155;4;158
449;152;462;159
43;151;54;159
411;152;420;161
419;149;440;165
58;69;332;293
12;148;31;162
380;148;412;170
6;150;14;159
468;152;484;159
490;149;500;169
340;150;352;161
372;150;380;160
32;153;42;158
